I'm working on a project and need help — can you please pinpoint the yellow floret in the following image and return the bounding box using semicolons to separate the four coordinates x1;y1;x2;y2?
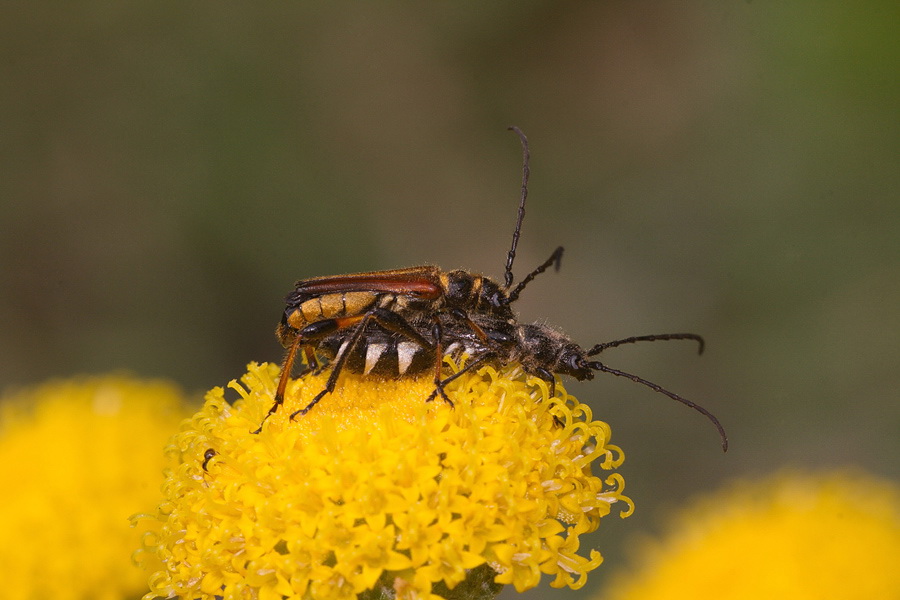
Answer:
139;359;631;600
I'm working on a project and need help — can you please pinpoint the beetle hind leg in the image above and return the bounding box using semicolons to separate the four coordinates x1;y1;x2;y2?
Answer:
252;334;304;434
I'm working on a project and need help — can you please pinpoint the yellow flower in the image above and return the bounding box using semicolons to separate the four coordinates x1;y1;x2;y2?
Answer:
0;375;189;600
600;470;900;600
139;359;632;600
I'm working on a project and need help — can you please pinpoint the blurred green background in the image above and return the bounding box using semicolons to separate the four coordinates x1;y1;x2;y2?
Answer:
1;2;897;598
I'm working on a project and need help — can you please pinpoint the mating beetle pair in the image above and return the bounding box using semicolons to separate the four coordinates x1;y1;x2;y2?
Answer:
256;127;727;451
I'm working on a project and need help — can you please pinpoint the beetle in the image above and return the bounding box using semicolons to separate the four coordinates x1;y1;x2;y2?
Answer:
256;127;726;452
423;315;729;451
254;127;559;432
309;310;728;451
201;448;217;472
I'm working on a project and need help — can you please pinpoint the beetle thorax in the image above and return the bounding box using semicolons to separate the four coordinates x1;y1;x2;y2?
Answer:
442;270;512;316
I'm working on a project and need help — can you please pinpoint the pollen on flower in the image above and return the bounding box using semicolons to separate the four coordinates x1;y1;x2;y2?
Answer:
139;358;631;600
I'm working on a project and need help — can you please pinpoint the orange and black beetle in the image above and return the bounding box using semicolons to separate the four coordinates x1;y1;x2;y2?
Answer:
254;127;560;431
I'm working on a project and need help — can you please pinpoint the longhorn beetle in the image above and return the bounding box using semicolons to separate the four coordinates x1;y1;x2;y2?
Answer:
312;310;727;451
255;128;727;451
427;315;727;451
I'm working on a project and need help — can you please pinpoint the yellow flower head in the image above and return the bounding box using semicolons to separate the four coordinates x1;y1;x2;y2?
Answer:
600;470;900;600
139;359;632;600
0;375;189;600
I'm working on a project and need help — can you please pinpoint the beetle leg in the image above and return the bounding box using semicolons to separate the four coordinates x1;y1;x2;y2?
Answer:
533;367;557;398
425;352;494;404
290;312;373;420
253;334;304;434
304;346;323;374
428;317;454;406
448;307;488;342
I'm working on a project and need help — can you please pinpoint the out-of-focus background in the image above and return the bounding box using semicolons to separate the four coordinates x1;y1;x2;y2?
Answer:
1;3;897;598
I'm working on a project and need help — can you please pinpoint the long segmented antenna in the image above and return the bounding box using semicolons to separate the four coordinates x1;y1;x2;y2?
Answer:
588;333;705;356
589;360;728;452
504;126;530;289
507;246;564;304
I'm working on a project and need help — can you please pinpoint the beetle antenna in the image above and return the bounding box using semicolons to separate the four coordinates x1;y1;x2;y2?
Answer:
507;246;564;304
588;333;705;356
504;126;530;289
589;360;728;452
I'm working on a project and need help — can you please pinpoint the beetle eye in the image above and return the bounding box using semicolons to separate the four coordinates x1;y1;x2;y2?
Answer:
566;354;582;371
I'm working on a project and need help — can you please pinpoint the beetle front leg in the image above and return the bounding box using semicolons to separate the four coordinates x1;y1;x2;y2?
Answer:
253;333;304;434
